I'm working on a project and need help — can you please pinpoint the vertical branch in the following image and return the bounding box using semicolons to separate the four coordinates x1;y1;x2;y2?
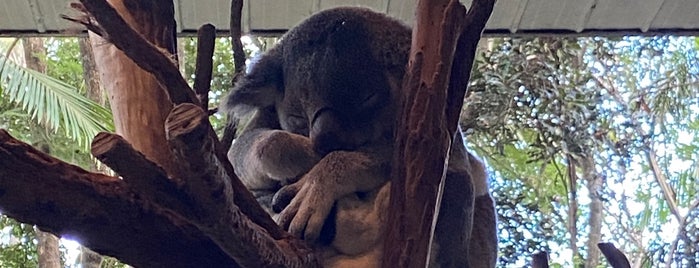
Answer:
230;0;246;78
193;24;216;110
383;0;494;267
221;0;246;151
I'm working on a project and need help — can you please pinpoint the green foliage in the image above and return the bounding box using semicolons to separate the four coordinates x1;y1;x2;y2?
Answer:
0;40;113;148
466;35;699;266
0;216;37;268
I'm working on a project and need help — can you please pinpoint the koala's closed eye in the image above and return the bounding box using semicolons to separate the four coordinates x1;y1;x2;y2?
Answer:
360;92;385;110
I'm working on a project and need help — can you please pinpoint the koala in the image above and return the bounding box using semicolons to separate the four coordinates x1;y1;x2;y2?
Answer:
223;7;497;268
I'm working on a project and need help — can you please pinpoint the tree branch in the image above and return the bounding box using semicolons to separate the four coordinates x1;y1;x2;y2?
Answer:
91;133;194;213
165;104;320;268
193;24;216;110
0;129;236;267
383;0;495;267
221;0;246;153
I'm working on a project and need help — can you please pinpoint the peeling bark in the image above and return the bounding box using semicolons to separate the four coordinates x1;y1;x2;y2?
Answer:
382;0;495;267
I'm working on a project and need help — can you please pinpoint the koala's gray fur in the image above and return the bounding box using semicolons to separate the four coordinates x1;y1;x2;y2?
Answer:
222;6;497;268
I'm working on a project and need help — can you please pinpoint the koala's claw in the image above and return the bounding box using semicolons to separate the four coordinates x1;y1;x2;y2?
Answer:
272;183;301;213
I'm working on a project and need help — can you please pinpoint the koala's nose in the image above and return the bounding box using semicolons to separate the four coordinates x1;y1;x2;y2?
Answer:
310;109;345;155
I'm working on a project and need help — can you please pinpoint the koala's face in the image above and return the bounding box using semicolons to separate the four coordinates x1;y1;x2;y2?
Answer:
225;7;410;156
276;26;398;155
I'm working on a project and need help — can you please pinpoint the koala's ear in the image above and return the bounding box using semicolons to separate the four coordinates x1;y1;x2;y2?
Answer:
221;48;283;117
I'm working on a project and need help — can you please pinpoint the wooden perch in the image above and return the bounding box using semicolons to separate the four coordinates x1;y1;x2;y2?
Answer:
165;103;319;268
63;0;199;106
0;129;236;267
383;0;495;267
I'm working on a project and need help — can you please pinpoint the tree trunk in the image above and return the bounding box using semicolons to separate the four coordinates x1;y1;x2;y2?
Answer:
79;246;103;268
35;230;61;268
22;37;62;268
78;35;106;268
566;154;580;264
582;156;602;268
383;0;495;267
89;0;178;175
79;36;105;106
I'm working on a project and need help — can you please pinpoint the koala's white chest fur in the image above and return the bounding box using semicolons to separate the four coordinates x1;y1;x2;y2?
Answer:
320;182;390;268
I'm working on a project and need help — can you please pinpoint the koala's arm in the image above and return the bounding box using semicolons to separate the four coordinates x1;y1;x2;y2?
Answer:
467;153;498;268
432;130;497;268
276;147;391;242
229;108;321;192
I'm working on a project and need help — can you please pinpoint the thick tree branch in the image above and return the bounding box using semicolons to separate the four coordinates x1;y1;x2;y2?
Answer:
383;0;495;267
165;104;319;268
63;0;198;106
91;133;194;213
0;129;236;268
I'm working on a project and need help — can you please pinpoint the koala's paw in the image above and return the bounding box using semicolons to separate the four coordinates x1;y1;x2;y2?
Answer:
276;176;336;243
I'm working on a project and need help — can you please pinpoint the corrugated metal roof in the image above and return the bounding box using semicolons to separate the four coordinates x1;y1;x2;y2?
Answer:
1;0;698;36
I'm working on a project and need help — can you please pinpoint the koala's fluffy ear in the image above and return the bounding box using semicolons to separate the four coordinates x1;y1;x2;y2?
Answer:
221;47;284;118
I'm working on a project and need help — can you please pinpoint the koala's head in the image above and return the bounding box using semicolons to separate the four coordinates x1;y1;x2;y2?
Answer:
223;7;411;155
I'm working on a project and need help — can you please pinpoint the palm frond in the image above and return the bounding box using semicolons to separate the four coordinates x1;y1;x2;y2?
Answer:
0;53;114;147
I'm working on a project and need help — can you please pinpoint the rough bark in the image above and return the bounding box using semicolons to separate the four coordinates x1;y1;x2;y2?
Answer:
566;154;580;263
78;36;104;106
193;24;215;110
382;0;495;267
79;246;103;268
36;230;61;268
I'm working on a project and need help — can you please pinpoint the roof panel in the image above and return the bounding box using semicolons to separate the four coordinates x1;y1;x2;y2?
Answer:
246;0;313;30
0;0;37;30
1;0;698;36
517;0;596;32
651;0;699;29
319;0;388;12
36;1;72;32
585;0;664;31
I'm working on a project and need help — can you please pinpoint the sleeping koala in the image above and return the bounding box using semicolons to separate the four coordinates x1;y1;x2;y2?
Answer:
223;6;497;268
